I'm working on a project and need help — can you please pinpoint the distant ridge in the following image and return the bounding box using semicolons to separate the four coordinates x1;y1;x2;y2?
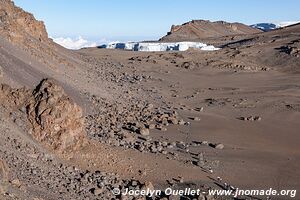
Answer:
159;20;262;42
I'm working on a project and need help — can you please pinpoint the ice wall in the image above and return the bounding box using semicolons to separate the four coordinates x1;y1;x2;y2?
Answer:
100;41;220;51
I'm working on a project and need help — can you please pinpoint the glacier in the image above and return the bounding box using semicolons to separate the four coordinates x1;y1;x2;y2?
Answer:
250;21;300;32
99;41;220;52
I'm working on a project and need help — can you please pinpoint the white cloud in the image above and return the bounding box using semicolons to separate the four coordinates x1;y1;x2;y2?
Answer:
52;36;97;50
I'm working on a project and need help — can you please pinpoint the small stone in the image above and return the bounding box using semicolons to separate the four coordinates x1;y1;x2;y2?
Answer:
162;141;168;147
241;117;248;121
254;116;262;121
131;180;138;186
192;117;201;121
248;116;254;121
151;145;158;153
157;146;163;152
214;143;224;150
149;124;156;129
198;193;206;200
138;145;145;152
27;154;39;159
206;195;216;200
176;143;185;149
178;119;185;125
11;179;22;188
139;128;150;136
108;131;115;138
178;176;184;183
195;107;204;112
141;181;154;191
94;188;103;195
162;119;169;126
156;124;163;129
146;104;154;109
169;118;178;124
160;127;167;132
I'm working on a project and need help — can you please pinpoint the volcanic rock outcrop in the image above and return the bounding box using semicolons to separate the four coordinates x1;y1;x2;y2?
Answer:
26;79;86;152
0;79;86;152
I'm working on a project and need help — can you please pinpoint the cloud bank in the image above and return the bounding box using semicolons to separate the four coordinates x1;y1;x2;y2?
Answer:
52;36;97;50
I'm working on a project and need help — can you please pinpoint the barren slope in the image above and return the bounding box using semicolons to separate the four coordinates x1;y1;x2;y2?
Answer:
160;20;262;42
0;0;299;199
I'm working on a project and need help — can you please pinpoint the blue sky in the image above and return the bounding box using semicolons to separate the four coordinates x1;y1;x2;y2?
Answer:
13;0;300;43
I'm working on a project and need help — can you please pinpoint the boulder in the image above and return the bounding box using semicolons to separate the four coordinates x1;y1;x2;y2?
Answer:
26;79;86;152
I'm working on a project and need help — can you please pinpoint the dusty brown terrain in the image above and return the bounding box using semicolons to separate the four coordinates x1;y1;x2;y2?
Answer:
0;0;300;200
160;20;262;42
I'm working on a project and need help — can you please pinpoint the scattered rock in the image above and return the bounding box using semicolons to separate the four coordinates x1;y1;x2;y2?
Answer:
0;84;30;108
240;116;261;121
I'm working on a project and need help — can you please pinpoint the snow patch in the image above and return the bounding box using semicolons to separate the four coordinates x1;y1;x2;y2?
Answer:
52;36;97;50
274;21;300;28
100;41;220;52
251;21;300;31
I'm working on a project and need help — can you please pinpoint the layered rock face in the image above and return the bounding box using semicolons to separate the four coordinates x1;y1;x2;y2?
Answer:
0;0;74;69
0;0;49;44
0;79;86;152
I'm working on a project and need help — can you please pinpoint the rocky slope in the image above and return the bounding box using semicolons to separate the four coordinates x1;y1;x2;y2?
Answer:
220;23;300;73
0;1;221;199
0;0;79;70
160;20;262;42
0;0;49;44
